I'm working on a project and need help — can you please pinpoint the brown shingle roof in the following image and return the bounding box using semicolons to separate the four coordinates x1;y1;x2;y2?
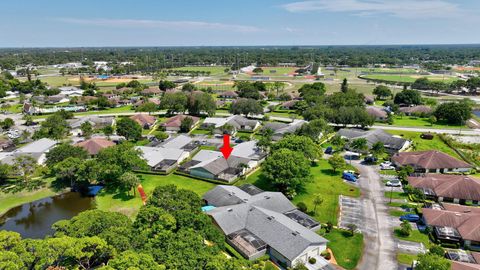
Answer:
130;114;156;126
408;174;480;201
218;91;238;98
161;115;199;128
75;138;115;155
366;106;387;118
141;87;161;95
423;207;480;242
452;261;480;270
399;105;433;114
392;150;472;170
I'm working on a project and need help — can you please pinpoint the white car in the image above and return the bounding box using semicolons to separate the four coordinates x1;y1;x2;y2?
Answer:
386;180;402;187
380;161;395;170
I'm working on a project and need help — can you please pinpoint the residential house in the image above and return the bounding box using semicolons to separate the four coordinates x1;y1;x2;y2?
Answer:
59;86;84;97
161;115;200;132
203;185;329;268
0;138;13;151
366;106;388;121
392;150;472;173
446;249;480;270
202;115;260;135
102;93;118;100
135;146;189;173
0;138;57;165
280;100;298;110
160;134;199;154
75;138;116;156
423;204;480;249
141;87;162;96
130;114;157;129
337;128;410;153
263;120;306;141
68;116;114;136
230;141;267;169
399;105;433;116
218;91;238;99
408;174;480;205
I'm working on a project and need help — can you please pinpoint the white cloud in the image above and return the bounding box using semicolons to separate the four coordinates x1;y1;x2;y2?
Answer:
281;0;463;19
56;18;261;33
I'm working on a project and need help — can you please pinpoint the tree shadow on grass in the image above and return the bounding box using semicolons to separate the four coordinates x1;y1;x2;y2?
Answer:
251;173;275;191
320;169;340;177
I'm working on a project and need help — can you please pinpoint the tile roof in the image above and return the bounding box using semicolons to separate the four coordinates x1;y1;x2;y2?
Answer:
75;138;115;155
161;115;200;128
130;114;156;126
452;261;480;270
423;207;480;242
408;175;480;201
366;106;388;118
392;150;472;170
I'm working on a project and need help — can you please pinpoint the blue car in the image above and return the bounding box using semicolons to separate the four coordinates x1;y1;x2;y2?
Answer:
342;172;357;182
400;214;420;222
324;146;333;154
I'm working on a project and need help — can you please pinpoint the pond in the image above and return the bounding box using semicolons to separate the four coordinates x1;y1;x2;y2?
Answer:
0;192;95;239
473;110;480;118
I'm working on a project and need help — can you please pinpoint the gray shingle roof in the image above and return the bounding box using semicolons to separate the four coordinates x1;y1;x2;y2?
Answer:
203;185;252;207
338;128;407;150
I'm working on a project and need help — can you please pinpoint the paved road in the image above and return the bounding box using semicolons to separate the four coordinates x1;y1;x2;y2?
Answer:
353;162;398;270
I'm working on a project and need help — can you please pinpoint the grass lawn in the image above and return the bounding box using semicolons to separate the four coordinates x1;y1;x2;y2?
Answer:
394;228;431;247
236;131;252;139
190;129;211;135
170;66;229;76
362;74;457;83
322;229;364;270
385;191;409;200
380;116;468;130
386;130;460;160
238;159;360;224
389;209;414;217
379;170;398;176
397;253;417;265
0;178;58;216
95;173;215;218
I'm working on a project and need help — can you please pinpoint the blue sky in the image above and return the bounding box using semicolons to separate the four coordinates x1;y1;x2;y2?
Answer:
1;0;479;47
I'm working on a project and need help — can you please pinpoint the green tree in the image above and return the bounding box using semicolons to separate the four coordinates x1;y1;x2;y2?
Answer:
350;138;368;152
13;155;37;183
428;245;445;257
160;92;188;115
341;78;348;93
33;112;70;139
272;81;286;97
372;85;392;100
136;102;158;114
181;83;196;92
118;172;140;196
272;135;321;161
116;117;142;141
80;121;93;138
295;118;329;142
262;148;312;197
0;164;11;185
415;253;450;270
187;92;216;116
371;141;385;158
328;153;346;173
180;117;194;133
1;118;14;129
105;251;164;270
158;80;175;91
52;157;85;187
313;195;324;215
434;101;471;125
400;220;412;236
102;125;114;137
429;115;437;126
45;143;88;167
229;98;263;117
394;89;422;105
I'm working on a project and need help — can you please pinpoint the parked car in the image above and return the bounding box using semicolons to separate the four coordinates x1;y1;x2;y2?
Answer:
342;172;358;182
344;170;360;178
400;214;420;222
386;180;402;187
324;146;333;154
380;161;395;170
364;156;377;164
344;152;361;160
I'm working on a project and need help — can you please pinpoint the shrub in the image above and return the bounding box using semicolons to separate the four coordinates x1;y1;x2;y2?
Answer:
308;257;317;264
320;250;331;260
297;202;308;213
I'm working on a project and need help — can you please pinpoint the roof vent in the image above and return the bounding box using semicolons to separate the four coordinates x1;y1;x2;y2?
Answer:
227;208;233;212
267;216;275;221
264;195;271;199
292;231;300;236
455;213;461;216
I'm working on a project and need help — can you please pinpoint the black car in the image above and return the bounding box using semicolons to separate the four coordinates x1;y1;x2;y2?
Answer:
364;156;377;164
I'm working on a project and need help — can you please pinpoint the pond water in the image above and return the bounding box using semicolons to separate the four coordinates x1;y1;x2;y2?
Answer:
0;192;95;239
473;110;480;118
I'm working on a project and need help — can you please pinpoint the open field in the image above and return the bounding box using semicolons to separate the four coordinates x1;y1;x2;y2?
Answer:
385;130;461;159
361;74;457;83
34;75;156;87
239;159;361;224
377;116;469;130
169;66;229;76
323;229;364;270
393;228;431;247
95;173;215;218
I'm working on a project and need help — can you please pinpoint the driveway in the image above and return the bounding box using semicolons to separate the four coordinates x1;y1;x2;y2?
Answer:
352;161;399;270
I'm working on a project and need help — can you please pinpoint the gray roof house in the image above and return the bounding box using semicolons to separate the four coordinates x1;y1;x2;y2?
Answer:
202;115;260;134
160;134;199;153
203;185;330;269
263;120;307;141
69;116;114;136
337;128;410;153
0;138;57;165
135;146;189;173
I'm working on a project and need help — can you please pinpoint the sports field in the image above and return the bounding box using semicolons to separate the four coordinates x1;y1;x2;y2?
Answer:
169;66;229;76
361;74;457;83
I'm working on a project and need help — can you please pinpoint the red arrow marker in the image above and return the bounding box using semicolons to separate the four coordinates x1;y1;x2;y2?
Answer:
220;134;233;160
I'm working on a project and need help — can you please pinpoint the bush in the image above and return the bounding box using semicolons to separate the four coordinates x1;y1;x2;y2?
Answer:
297;202;308;213
320;250;331;260
308;257;317;264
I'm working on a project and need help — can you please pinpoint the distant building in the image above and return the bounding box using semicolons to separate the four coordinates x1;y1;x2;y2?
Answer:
75;138;116;156
392;150;472;174
161;115;200;132
130;114;157;129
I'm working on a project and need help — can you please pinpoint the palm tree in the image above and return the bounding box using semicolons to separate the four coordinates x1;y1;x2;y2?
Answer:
313;195;324;215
